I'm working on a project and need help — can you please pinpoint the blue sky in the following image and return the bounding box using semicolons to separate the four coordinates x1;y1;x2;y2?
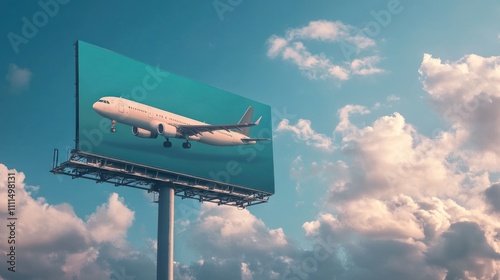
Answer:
2;1;500;279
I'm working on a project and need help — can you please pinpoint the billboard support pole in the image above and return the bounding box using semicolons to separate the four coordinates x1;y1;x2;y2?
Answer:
157;186;174;280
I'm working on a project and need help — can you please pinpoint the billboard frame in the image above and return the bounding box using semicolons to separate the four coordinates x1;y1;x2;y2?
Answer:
74;40;274;195
75;42;80;151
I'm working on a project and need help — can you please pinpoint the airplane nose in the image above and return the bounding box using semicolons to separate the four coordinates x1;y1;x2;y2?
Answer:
92;101;103;115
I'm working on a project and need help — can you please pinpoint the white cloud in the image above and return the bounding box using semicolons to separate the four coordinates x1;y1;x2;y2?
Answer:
241;262;253;280
333;195;426;240
303;195;500;279
266;20;382;81
335;104;370;133
286;20;375;49
87;193;135;243
266;35;288;58
350;56;384;76
329;65;350;80
271;39;348;80
419;53;500;171
61;248;100;277
294;59;500;277
190;203;288;256
387;95;400;102
0;164;154;280
177;203;295;280
5;63;32;92
277;118;335;152
334;108;468;201
282;42;332;78
288;20;349;41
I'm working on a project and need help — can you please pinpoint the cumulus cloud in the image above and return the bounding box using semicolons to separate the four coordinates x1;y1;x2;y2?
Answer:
174;203;296;280
175;51;500;279
0;163;154;280
419;53;500;171
173;52;500;280
335;105;370;133
286;20;375;50
427;222;500;280
5;63;32;92
177;194;451;280
189;204;288;258
61;248;100;277
291;60;500;277
87;193;134;243
277;118;335;152
267;35;288;58
335;107;477;203
350;56;384;76
266;20;383;81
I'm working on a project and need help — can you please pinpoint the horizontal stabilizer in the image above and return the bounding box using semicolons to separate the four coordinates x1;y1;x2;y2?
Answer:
241;138;270;142
255;116;262;126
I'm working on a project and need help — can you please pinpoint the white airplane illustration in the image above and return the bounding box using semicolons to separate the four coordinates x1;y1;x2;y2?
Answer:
92;96;269;149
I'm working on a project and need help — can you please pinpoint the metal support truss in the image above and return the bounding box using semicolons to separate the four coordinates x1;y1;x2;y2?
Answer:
50;149;272;208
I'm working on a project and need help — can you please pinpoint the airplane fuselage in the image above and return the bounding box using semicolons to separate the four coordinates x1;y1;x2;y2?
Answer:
92;97;259;148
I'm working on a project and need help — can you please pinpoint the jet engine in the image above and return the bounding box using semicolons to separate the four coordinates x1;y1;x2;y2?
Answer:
132;127;158;139
156;122;181;138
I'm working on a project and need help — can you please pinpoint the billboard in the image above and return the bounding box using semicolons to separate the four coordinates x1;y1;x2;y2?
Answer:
76;41;274;194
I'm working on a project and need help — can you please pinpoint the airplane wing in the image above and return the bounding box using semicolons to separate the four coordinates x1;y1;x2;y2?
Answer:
175;117;262;137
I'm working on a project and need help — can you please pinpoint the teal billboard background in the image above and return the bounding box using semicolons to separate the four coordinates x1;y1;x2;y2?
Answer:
77;41;274;194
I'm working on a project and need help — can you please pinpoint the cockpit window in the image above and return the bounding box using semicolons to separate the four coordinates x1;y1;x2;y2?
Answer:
98;99;110;104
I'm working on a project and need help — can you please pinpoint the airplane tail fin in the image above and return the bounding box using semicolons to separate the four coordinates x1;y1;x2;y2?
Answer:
238;106;254;136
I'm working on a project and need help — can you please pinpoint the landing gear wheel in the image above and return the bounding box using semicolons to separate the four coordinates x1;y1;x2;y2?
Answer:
163;141;172;148
110;120;117;133
182;142;191;149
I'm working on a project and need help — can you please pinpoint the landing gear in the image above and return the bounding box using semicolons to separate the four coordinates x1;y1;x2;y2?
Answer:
110;120;117;133
163;139;172;148
182;142;191;149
